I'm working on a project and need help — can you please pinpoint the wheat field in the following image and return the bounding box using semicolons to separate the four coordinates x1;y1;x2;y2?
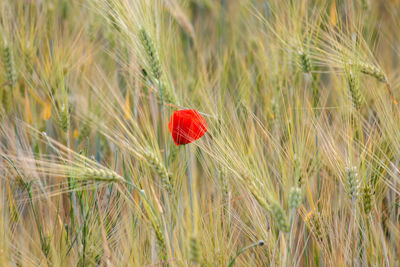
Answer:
1;0;400;266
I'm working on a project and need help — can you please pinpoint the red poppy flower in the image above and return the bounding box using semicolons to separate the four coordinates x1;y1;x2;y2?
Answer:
168;109;208;145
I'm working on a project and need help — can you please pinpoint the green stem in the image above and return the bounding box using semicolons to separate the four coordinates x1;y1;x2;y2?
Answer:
187;146;194;229
158;79;168;165
228;240;265;267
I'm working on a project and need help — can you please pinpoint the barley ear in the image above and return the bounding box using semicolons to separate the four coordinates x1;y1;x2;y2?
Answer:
361;183;373;214
2;45;16;88
347;71;362;110
350;62;397;103
305;210;330;251
81;168;122;182
270;202;290;232
299;50;312;74
189;234;201;263
345;166;359;202
138;29;162;80
289;187;302;209
58;105;70;132
152;222;168;261
1;43;16;113
78;120;91;143
143;150;174;193
299;49;319;107
294;154;304;187
352;62;386;83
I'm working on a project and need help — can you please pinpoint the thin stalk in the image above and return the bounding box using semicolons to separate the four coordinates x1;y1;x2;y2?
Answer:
187;146;194;226
66;129;79;228
289;208;296;264
228;240;265;267
158;79;167;164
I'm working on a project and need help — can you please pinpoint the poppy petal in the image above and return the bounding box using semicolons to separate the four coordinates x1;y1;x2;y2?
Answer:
168;109;207;145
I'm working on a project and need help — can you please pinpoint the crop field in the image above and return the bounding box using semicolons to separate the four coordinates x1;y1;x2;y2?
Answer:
0;0;400;266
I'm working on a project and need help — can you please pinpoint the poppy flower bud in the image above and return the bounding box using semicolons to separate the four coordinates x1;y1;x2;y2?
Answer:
168;109;207;145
